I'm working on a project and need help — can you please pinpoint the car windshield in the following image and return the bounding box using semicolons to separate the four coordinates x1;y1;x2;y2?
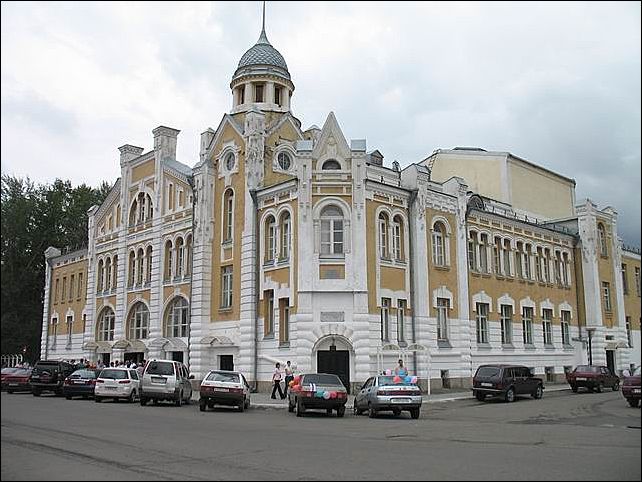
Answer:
303;374;342;386
206;372;240;383
476;367;501;378
99;369;129;380
70;370;96;379
13;369;32;376
377;376;414;385
633;367;641;376
146;361;174;376
574;366;600;373
1;368;19;374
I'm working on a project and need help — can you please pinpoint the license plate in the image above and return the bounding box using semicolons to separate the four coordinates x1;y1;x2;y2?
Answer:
9;383;18;387
634;389;641;394
391;398;411;404
576;377;587;381
211;387;228;392
152;377;166;384
105;387;117;390
31;376;39;379
481;382;493;387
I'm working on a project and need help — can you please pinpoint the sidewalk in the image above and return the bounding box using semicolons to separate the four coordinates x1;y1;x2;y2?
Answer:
191;383;571;410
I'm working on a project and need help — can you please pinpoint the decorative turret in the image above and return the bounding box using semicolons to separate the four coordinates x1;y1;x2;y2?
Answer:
230;2;294;114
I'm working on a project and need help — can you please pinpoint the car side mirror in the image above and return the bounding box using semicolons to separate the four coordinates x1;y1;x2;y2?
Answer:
189;374;195;379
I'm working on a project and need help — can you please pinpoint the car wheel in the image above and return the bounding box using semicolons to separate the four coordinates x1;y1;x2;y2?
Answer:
410;408;420;419
288;399;295;413
32;389;41;397
175;391;183;407
337;406;345;418
128;390;137;403
505;387;515;403
7;389;13;394
612;381;620;391
571;385;578;393
140;397;147;406
208;402;215;409
244;397;250;410
65;395;72;400
393;409;401;417
627;398;640;408
238;399;245;412
475;392;486;402
199;399;207;412
296;398;306;417
532;385;543;399
368;404;377;418
596;382;604;393
588;386;594;392
95;396;102;403
326;408;333;414
152;398;158;405
354;403;363;416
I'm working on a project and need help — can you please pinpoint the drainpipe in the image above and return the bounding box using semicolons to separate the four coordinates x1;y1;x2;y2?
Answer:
250;189;260;392
408;189;419;378
186;176;196;373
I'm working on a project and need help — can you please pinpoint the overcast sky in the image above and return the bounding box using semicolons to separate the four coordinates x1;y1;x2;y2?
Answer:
1;1;640;244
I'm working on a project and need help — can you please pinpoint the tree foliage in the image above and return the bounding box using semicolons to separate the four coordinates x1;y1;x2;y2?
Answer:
1;175;110;361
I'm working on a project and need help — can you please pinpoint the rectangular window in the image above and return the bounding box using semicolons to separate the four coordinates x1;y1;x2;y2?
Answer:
397;299;406;343
503;240;512;276
255;84;264;102
221;266;233;309
266;221;276;261
274;86;281;106
635;267;641;297
479;235;488;273
393;222;402;261
493;238;501;275
543;249;551;283
626;316;632;348
500;305;513;345
432;231;445;266
622;264;629;295
281;218;290;260
238;87;245;104
561;310;571;345
51;318;58;345
62;277;67;301
524;247;532;279
66;315;73;345
379;218;388;258
264;290;274;336
522;306;533;345
554;254;563;285
77;273;83;299
602;282;612;312
380;298;390;342
279;298;289;344
467;239;476;271
515;248;523;278
476;302;489;344
320;219;343;255
535;249;543;282
436;298;449;341
543;308;553;345
69;275;75;301
54;278;59;303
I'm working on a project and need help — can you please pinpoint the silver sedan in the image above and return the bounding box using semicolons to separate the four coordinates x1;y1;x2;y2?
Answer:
354;375;422;419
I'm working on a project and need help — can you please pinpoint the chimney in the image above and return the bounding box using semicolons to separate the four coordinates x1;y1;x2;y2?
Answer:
153;126;180;161
118;145;144;166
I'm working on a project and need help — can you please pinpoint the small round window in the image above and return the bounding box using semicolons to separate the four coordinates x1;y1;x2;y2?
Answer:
225;152;235;171
277;152;291;171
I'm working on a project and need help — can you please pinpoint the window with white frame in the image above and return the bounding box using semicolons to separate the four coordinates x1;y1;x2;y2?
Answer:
66;315;73;345
467;232;477;271
493;237;502;274
503;239;512;276
128;302;149;340
164;241;173;281
554;252;563;285
62;276;67;300
515;243;523;278
223;189;234;242
476;302;489;344
562;252;570;286
51;317;58;345
436;298;449;341
602;281;612;312
522;306;534;345
136;248;144;285
561;310;571;345
479;234;489;273
280;212;291;260
165;297;189;338
381;298;390;342
622;264;629;295
535;248;543;282
176;238;184;277
524;245;532;279
264;290;274;336
320;205;344;255
432;222;446;267
97;307;115;342
392;215;403;261
279;298;290;344
500;305;513;345
626;316;632;348
185;236;192;275
597;223;608;257
543;248;551;283
635;267;641;297
379;213;389;259
145;247;152;284
542;308;553;345
265;215;276;262
221;266;233;309
96;261;103;292
397;299;406;344
128;251;136;287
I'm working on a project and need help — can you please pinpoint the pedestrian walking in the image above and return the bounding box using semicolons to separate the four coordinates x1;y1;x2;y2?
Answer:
271;362;285;400
283;360;294;396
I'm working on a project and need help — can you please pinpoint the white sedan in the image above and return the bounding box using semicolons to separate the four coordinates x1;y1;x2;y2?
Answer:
95;368;140;403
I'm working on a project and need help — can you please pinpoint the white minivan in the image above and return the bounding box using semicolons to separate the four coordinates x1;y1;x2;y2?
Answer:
140;359;193;407
95;368;140;403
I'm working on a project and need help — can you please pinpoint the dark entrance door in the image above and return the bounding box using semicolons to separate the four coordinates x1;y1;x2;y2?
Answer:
171;351;184;363
220;355;234;371
101;353;111;365
317;350;350;394
606;350;615;374
126;352;144;364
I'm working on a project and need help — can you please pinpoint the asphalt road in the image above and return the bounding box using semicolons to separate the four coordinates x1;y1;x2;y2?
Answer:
1;389;640;480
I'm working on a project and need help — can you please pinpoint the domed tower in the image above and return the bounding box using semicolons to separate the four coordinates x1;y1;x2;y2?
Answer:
230;3;294;114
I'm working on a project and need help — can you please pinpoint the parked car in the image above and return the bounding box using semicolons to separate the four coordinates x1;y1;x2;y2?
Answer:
622;366;641;407
287;373;348;417
95;368;140;403
199;370;251;412
1;367;21;390
566;365;620;393
472;364;544;403
139;359;193;406
354;375;422;419
30;360;76;396
63;369;99;400
5;368;33;394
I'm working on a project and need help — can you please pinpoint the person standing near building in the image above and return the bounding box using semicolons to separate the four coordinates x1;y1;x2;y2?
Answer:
283;361;294;396
271;362;285;400
394;359;408;377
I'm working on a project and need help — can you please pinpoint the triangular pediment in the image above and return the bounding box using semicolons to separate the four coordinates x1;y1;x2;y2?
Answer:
311;112;351;161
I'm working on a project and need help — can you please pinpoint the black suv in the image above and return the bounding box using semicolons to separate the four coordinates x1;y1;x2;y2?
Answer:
30;360;75;396
472;364;544;403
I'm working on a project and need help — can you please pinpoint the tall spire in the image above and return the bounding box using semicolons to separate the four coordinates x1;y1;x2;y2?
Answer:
257;1;269;44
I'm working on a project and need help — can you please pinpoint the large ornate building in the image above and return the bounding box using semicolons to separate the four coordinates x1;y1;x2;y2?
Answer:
40;13;640;392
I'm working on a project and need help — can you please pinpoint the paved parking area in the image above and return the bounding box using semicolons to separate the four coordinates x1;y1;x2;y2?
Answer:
1;389;640;480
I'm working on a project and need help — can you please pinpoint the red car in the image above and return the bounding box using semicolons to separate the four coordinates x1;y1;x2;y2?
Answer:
566;365;620;393
1;367;21;390
622;366;641;407
5;368;33;394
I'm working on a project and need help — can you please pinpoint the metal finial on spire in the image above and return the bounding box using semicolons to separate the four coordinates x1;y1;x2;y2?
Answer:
262;1;266;33
257;1;269;44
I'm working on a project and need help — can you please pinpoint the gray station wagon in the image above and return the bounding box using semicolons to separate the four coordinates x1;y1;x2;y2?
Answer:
354;375;422;419
140;360;193;406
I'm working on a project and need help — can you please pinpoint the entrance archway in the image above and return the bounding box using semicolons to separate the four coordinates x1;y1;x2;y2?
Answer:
312;335;353;394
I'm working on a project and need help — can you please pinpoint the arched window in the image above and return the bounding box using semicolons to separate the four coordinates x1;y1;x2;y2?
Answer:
176;237;185;277
185;235;193;276
145;246;153;284
168;183;175;211
164;240;173;281
112;255;118;289
128;199;138;226
136;248;144;285
598;223;608;257
128;302;149;340
97;307;115;342
164;297;189;338
277;151;291;171
264;215;276;262
320;205;344;255
392;215;404;261
503;239;512;276
129;192;153;226
96;259;104;292
128;251;136;287
378;213;389;259
523;244;532;279
280;212;291;260
479;233;489;273
515;242;524;278
321;159;341;170
468;231;478;271
105;257;112;291
432;222;446;266
223;189;234;242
